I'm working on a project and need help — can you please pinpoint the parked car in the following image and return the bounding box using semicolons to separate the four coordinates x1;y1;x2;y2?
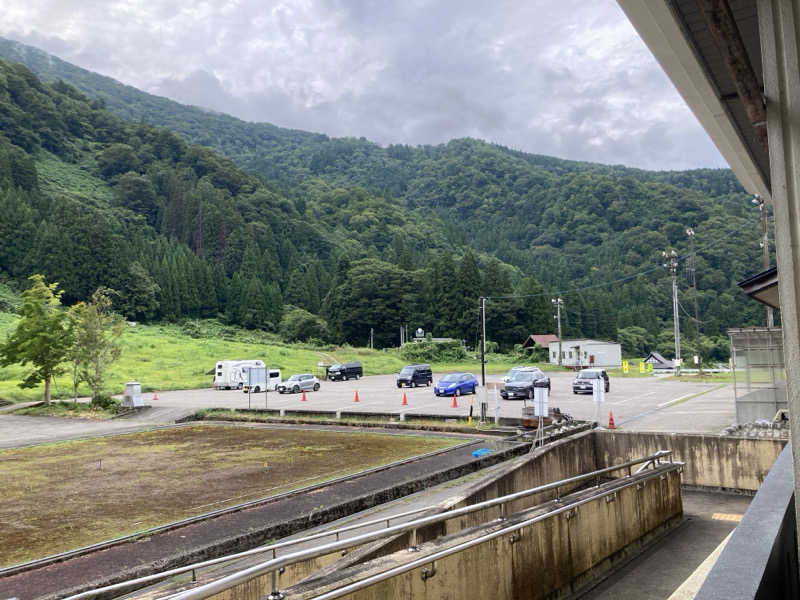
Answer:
277;374;320;394
397;364;433;388
434;372;479;397
500;367;551;400
501;366;530;383
327;362;363;381
572;368;610;394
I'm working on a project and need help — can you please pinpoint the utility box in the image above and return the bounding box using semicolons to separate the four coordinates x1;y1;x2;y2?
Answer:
123;380;143;408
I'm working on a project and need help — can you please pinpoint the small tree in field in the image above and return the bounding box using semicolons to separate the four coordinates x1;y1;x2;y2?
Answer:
0;274;72;403
67;301;88;402
70;288;124;405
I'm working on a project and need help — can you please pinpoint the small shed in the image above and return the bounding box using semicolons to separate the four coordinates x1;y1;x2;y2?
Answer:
548;339;622;368
522;334;560;349
643;351;675;370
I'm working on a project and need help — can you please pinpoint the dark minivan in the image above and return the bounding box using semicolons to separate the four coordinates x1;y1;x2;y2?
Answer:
397;364;433;388
327;362;363;381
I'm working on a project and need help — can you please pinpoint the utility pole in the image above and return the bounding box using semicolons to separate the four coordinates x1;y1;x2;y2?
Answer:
663;250;681;374
370;327;374;350
480;297;486;386
687;228;702;372
753;194;774;327
552;297;563;366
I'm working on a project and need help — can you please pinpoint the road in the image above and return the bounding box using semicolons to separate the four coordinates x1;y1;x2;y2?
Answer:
0;371;736;448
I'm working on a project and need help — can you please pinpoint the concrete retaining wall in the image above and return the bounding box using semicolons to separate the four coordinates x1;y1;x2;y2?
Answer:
320;429;601;573
593;430;786;492
178;431;787;600
290;467;683;600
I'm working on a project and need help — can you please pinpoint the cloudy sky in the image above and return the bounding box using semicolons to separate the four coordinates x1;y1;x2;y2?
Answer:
1;0;726;170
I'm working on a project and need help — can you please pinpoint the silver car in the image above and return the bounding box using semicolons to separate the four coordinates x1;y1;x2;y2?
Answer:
277;373;320;394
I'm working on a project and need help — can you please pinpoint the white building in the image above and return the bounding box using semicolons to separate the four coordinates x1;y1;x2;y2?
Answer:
547;339;622;368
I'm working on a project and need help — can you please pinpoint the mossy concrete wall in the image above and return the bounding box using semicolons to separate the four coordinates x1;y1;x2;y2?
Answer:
290;468;683;599
196;431;785;600
593;430;785;491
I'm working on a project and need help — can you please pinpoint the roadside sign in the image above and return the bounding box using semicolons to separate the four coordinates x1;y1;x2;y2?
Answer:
534;386;549;417
622;360;629;373
647;363;653;373
639;361;645;374
592;378;605;404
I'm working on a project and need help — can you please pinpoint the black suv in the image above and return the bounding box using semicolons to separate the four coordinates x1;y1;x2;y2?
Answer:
500;367;551;400
572;369;610;394
397;364;433;388
327;362;363;381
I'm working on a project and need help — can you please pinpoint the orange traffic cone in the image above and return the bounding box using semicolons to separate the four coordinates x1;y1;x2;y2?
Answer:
153;391;158;401
402;393;408;406
301;390;307;402
608;411;615;429
354;390;360;403
451;393;458;408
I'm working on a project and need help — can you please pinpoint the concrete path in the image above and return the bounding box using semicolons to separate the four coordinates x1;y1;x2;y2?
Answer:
584;490;751;599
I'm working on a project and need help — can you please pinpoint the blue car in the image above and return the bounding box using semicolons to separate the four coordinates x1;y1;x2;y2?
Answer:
434;372;479;397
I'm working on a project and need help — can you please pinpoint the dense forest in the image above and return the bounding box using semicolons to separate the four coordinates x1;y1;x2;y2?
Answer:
0;38;775;360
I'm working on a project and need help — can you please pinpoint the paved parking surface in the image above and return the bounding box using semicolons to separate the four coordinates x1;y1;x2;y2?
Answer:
163;371;732;431
0;372;736;449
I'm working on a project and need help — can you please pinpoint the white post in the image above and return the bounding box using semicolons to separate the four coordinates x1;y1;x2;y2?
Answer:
493;386;500;425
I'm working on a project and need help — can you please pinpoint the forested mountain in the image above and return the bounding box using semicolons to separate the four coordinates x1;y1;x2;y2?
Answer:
0;38;774;358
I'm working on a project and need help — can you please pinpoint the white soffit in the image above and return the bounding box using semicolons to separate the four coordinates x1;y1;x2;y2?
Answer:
617;1;770;199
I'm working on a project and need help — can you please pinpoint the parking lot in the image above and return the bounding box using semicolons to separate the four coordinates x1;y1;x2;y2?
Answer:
0;371;736;449
147;370;734;433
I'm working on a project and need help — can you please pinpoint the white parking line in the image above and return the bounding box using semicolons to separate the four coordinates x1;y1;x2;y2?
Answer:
657;393;694;408
608;390;658;405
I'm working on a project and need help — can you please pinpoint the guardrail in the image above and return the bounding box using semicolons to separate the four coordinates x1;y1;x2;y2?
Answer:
79;450;672;600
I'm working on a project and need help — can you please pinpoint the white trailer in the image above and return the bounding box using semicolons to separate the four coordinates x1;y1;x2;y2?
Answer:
213;360;265;390
242;367;282;393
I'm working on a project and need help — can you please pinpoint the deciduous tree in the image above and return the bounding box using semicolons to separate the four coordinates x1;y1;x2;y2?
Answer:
0;274;72;403
69;288;124;404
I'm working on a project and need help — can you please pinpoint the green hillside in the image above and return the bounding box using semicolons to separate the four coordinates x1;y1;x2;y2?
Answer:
0;38;774;358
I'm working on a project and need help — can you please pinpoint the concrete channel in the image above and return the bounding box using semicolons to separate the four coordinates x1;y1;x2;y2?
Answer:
52;428;786;600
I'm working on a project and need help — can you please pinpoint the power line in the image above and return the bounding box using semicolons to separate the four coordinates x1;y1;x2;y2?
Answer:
487;219;756;301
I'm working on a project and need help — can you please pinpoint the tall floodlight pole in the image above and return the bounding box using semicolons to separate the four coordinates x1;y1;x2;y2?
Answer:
480;297;486;386
687;228;702;372
663;250;681;374
752;194;774;327
552;298;563;366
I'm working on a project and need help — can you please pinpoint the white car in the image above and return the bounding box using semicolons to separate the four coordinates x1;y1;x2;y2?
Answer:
277;374;320;394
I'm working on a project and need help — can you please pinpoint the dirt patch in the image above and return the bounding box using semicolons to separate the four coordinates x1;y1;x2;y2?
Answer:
0;424;459;567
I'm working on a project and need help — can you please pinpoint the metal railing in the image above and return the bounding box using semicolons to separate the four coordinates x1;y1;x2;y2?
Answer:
311;464;682;600
156;450;674;600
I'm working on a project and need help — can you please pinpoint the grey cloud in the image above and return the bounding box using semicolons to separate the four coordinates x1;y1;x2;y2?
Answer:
0;0;727;170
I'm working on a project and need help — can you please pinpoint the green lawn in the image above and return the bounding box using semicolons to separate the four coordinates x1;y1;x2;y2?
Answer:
0;315;558;403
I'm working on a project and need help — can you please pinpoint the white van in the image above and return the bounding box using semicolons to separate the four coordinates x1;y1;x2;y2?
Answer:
242;367;282;393
213;360;265;390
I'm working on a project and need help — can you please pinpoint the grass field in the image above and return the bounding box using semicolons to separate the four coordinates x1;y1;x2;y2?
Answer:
0;315;531;403
0;424;461;567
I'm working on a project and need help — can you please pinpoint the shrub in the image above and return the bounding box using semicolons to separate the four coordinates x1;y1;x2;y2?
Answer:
91;393;118;410
400;340;467;362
